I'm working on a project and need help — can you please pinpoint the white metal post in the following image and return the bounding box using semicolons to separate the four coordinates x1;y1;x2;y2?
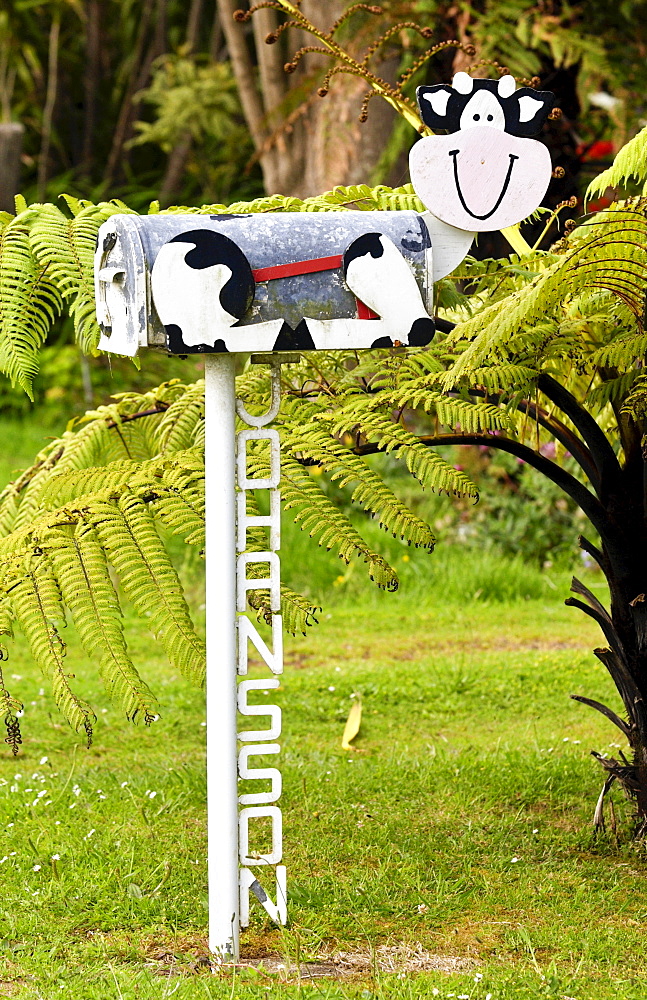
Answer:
204;353;239;962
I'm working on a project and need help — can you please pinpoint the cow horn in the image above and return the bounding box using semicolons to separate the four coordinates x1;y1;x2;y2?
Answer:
451;72;473;94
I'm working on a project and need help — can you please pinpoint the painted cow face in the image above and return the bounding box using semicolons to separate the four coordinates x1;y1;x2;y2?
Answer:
409;73;555;232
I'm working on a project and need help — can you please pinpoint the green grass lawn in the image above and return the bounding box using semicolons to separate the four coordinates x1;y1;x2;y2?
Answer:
0;421;645;998
0;590;645;999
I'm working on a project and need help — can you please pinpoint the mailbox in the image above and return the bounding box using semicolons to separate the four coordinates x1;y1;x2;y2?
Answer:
94;211;437;357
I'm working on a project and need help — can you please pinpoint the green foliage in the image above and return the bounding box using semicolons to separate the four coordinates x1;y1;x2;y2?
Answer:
130;56;257;205
1;127;647;739
586;127;647;200
0;381;209;739
446;447;587;569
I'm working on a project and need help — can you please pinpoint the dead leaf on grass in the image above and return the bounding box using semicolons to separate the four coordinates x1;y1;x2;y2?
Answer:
342;697;362;750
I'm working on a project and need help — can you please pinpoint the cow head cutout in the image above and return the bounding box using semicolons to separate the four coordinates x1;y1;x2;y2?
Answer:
409;73;555;232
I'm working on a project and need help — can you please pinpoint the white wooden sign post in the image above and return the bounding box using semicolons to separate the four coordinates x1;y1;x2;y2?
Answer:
94;75;555;962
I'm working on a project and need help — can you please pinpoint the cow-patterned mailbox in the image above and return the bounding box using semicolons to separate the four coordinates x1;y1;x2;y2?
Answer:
95;74;554;962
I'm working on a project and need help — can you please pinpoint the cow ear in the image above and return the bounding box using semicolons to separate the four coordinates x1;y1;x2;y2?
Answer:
507;87;554;137
416;85;460;131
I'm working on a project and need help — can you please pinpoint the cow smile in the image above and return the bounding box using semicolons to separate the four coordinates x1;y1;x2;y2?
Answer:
449;149;519;220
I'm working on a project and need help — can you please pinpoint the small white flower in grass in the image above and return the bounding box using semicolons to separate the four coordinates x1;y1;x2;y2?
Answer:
474;973;483;981
69;803;76;810
533;828;539;834
10;785;17;793
33;864;41;871
0;857;7;864
11;674;21;681
458;995;470;998
486;994;493;1000
101;709;108;714
83;829;95;840
38;689;45;697
9;852;16;856
328;685;335;692
39;756;48;765
37;790;47;798
511;856;520;863
148;791;157;799
55;821;60;826
432;991;440;997
16;711;23;718
14;774;21;780
573;740;581;744
120;781;128;788
6;823;13;828
417;903;429;913
563;737;569;742
51;854;60;861
44;801;52;806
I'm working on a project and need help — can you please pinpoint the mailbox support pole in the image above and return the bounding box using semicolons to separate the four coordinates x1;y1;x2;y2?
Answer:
204;353;240;962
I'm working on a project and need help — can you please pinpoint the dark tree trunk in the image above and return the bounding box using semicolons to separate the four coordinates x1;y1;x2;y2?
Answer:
219;0;400;198
0;123;23;212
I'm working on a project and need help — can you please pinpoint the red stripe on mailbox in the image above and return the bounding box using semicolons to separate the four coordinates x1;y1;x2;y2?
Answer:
252;254;343;283
251;253;379;320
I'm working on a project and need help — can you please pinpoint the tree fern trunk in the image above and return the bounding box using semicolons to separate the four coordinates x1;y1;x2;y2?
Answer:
0;123;23;212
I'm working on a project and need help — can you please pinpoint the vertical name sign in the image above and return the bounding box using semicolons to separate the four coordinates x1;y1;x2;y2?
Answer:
235;355;290;930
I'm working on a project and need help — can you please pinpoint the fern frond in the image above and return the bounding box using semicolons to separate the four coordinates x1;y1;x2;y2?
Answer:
42;521;159;724
281;456;399;590
6;553;96;739
586;128;647;200
326;406;478;498
29;202;119;353
441;207;647;387
156;380;205;453
248;583;321;636
0;216;62;395
87;495;205;684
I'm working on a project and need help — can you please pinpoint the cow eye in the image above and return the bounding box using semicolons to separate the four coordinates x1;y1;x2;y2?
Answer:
459;90;506;131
